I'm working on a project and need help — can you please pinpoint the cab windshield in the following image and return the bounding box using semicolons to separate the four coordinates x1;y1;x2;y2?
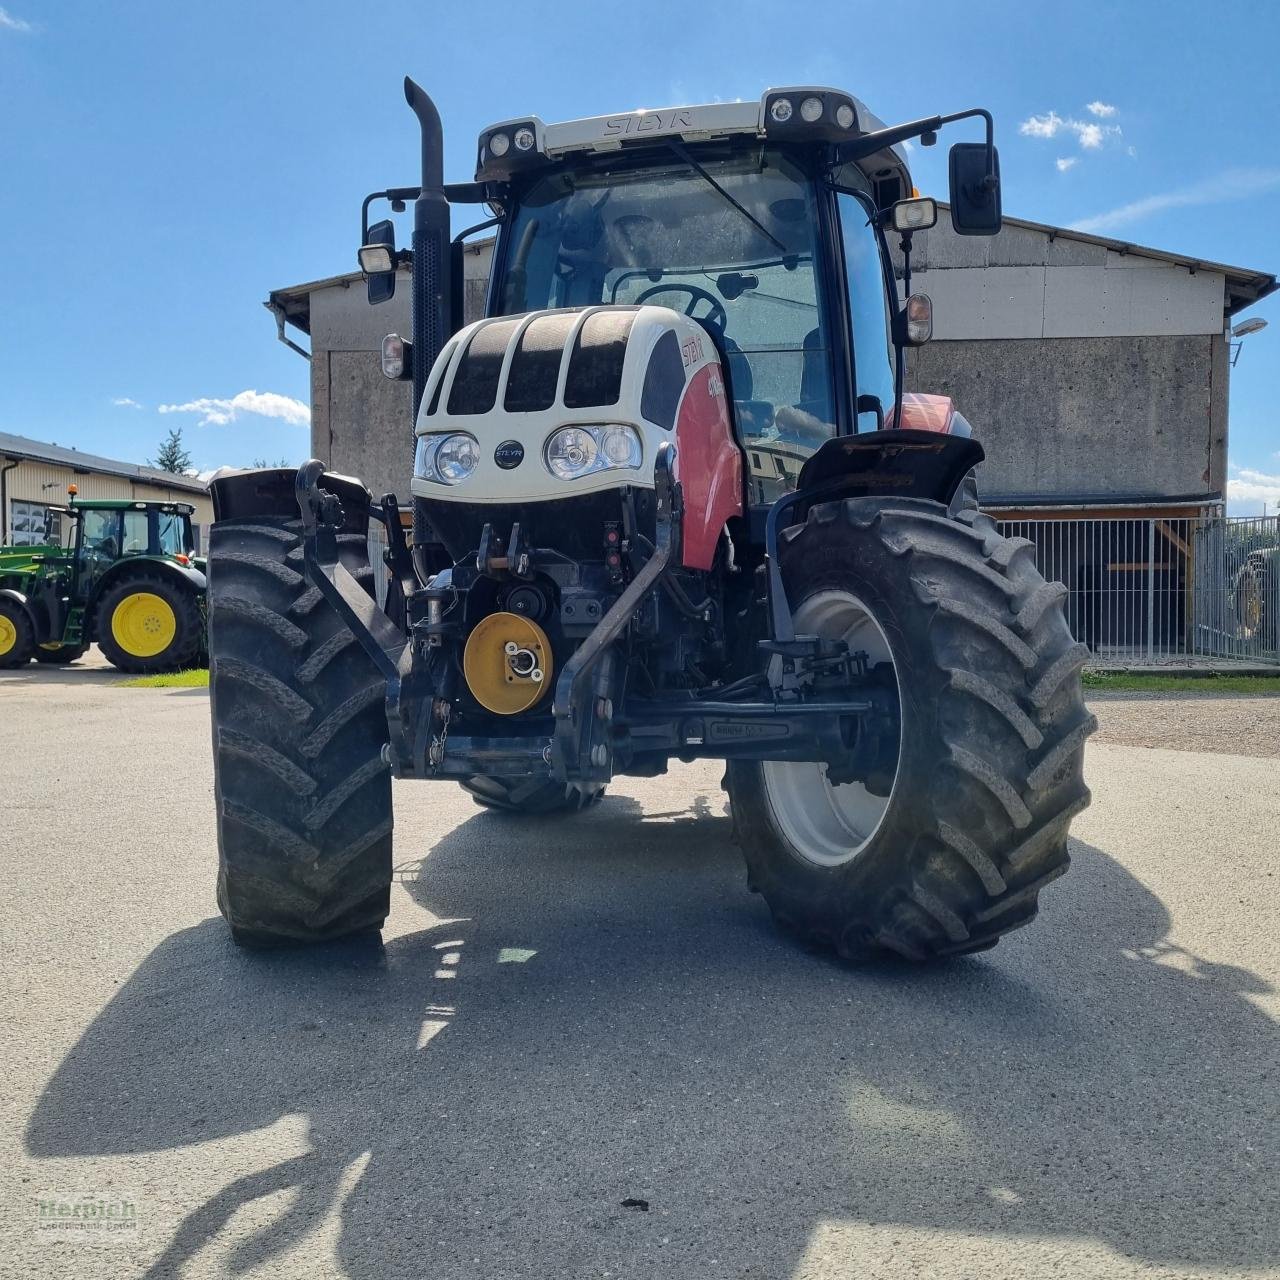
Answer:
498;146;837;496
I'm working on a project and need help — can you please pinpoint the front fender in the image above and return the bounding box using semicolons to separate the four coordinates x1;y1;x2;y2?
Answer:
795;429;985;509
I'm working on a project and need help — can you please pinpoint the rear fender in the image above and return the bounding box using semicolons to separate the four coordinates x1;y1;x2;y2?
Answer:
90;557;207;613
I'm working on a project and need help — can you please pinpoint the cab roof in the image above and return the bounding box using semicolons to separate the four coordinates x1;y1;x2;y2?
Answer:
475;87;912;203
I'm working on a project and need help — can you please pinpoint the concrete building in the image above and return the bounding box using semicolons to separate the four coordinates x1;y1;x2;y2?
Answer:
267;212;1272;521
899;207;1274;518
267;241;494;504
0;432;213;551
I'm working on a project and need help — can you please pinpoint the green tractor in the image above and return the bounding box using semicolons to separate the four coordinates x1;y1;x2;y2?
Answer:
0;494;206;672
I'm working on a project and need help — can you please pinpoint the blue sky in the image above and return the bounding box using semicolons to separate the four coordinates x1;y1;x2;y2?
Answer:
1;0;1276;509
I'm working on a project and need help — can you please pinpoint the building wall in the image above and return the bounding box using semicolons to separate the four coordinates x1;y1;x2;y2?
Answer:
3;458;212;550
305;215;1231;507
898;209;1229;502
309;242;493;502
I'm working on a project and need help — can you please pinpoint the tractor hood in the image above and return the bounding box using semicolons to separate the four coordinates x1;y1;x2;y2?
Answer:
411;303;743;571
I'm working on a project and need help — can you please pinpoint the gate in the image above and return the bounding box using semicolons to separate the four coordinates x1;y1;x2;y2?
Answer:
993;514;1280;667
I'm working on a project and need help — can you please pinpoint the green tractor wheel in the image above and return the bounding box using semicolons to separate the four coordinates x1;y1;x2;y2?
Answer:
0;597;35;669
95;574;203;674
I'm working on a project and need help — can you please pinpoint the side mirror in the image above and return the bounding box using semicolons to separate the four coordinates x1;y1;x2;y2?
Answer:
359;218;398;304
948;143;1002;236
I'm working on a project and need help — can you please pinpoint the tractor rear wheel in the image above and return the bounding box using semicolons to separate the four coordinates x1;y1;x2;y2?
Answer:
96;575;203;673
0;598;35;668
726;496;1095;962
207;515;393;945
460;775;605;814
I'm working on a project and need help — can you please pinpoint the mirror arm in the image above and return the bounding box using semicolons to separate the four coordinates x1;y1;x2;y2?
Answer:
842;107;998;192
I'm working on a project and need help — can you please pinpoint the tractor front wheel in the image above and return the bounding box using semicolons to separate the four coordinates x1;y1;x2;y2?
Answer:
207;515;393;945
96;575;203;673
0;598;35;669
726;496;1095;962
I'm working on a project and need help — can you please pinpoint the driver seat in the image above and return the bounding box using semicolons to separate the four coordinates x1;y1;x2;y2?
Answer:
720;336;773;439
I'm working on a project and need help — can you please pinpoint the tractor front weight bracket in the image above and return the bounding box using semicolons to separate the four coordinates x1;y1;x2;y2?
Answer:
295;460;418;775
548;442;681;784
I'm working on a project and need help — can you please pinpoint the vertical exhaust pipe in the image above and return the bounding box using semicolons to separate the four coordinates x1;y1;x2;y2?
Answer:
403;77;453;415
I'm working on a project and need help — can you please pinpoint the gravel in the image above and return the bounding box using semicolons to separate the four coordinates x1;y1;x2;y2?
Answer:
1088;691;1280;757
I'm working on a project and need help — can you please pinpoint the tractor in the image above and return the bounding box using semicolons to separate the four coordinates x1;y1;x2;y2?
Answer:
206;82;1095;960
0;493;206;672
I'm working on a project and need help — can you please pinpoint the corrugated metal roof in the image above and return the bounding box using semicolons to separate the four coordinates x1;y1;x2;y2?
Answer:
0;431;208;493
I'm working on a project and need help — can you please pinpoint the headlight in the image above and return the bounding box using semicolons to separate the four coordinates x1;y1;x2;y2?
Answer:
415;433;479;486
545;425;642;480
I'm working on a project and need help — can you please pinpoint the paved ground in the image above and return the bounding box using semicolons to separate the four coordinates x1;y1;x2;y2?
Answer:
1;658;1277;1279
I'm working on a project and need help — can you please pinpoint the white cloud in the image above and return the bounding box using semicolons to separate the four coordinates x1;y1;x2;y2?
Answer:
1228;467;1280;505
1071;167;1280;233
0;6;33;31
1056;156;1078;173
1086;101;1117;118
1019;111;1064;140
112;396;143;409
1019;105;1122;157
158;389;310;428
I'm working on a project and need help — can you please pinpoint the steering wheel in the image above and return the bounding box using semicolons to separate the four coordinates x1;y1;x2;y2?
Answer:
634;282;727;333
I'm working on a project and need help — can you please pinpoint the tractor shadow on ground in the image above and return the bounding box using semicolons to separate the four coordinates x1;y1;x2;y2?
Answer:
27;792;1279;1277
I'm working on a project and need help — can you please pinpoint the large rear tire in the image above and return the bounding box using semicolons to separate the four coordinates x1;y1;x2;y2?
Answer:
727;496;1095;962
96;574;203;674
208;516;393;945
460;775;605;815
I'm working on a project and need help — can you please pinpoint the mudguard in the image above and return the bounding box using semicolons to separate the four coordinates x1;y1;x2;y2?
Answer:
94;556;207;600
796;428;984;509
210;466;372;537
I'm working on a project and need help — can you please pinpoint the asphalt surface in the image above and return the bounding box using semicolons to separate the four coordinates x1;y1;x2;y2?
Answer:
1;655;1277;1279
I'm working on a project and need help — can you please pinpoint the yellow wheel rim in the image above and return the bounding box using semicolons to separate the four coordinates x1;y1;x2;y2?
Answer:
111;591;177;658
0;614;16;657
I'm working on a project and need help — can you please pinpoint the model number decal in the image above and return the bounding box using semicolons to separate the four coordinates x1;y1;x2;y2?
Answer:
681;334;704;368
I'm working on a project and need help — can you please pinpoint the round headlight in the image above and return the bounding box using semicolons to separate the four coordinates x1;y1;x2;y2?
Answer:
769;97;793;124
800;96;824;123
835;102;855;130
513;126;535;152
435;434;479;484
599;425;641;468
545;427;599;480
488;132;510;158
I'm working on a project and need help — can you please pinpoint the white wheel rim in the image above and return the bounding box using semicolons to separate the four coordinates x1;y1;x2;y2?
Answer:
761;590;901;869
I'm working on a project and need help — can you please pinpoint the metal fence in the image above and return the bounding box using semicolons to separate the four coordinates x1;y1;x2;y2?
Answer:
994;514;1280;668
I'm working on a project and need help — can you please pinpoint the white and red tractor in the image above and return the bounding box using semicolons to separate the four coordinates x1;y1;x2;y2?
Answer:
206;82;1094;960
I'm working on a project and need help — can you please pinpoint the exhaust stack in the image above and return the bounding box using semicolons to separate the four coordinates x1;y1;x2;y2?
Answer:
403;77;452;414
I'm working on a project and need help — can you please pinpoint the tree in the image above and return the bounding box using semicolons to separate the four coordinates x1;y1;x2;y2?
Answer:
150;427;192;474
251;456;294;468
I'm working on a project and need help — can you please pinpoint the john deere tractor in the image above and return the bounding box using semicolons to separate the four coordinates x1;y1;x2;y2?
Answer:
206;82;1095;960
0;495;206;672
